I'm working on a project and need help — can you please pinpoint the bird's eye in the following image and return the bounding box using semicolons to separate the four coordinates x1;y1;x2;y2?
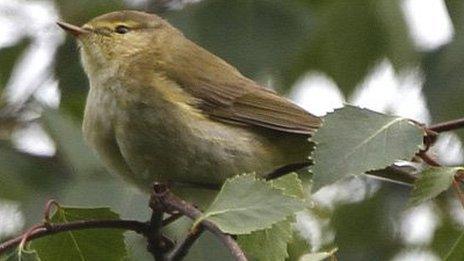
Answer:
115;25;129;34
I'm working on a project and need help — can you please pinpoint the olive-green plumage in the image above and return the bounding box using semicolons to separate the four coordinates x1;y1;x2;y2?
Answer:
58;10;321;192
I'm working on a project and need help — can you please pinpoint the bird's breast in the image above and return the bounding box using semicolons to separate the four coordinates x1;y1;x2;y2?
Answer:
82;73;308;189
83;75;254;186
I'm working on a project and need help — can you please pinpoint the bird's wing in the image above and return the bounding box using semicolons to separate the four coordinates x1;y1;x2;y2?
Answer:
165;40;321;135
204;86;321;135
174;73;321;135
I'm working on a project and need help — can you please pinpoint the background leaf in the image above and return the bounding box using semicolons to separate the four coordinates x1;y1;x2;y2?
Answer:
409;167;463;207
0;40;30;91
0;142;66;201
41;110;105;176
288;0;415;94
444;230;464;261
167;0;312;92
331;183;407;260
30;207;127;261
311;105;424;190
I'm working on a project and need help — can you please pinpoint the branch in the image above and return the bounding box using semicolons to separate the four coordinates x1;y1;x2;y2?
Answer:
0;197;173;258
147;186;168;261
418;151;441;167
152;184;248;261
428;117;464;133
0;219;149;254
1;186;247;261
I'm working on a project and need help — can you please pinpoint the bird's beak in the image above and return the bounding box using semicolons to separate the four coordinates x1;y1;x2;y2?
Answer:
57;21;89;37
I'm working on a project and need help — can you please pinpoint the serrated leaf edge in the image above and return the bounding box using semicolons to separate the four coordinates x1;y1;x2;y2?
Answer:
312;105;425;185
196;173;304;234
270;173;305;200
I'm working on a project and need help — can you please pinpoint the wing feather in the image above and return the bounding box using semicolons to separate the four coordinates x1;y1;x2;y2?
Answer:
209;90;320;135
164;38;321;135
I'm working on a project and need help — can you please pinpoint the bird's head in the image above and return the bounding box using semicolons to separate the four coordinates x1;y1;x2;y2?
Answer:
57;10;179;77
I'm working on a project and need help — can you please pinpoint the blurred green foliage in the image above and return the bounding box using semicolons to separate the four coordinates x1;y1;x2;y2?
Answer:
1;0;464;260
332;184;407;260
0;40;29;91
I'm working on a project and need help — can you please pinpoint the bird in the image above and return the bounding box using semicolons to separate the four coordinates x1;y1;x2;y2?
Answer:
57;10;321;193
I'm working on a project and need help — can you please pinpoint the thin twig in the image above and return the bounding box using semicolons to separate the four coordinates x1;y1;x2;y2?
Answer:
0;220;149;254
453;170;464;210
153;184;248;261
452;180;464;210
166;225;205;261
418;152;441;167
18;224;44;251
428;117;464;133
43;199;60;226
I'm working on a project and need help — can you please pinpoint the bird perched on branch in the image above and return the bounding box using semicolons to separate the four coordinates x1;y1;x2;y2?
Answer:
57;10;321;192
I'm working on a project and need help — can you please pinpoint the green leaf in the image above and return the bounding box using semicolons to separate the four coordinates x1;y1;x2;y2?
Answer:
376;0;417;70
409;167;464;207
444;230;464;261
238;220;293;261
198;174;304;234
183;232;234;261
30;207;127;261
311;105;424;190
422;3;464;138
299;248;338;261
0;142;67;201
270;173;305;199
236;173;304;260
163;218;235;261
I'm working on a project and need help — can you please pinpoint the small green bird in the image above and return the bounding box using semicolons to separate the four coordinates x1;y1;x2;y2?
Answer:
57;10;321;192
